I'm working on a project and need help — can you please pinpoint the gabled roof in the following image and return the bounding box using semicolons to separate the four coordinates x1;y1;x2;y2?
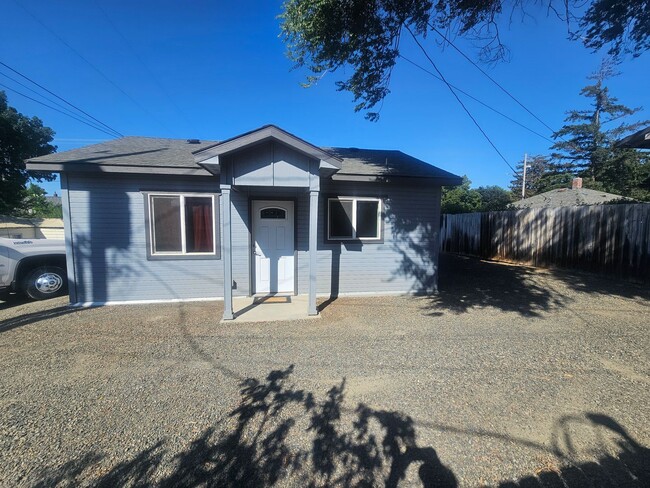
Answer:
509;188;632;209
194;125;342;170
26;126;462;183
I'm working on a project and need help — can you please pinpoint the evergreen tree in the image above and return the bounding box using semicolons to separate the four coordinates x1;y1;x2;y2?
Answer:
549;62;649;199
509;155;550;198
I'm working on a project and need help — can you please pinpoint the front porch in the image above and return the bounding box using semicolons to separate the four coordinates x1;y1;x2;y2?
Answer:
193;125;342;321
224;295;321;323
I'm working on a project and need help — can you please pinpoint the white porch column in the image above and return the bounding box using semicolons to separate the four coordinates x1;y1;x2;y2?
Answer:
308;189;319;316
221;186;234;320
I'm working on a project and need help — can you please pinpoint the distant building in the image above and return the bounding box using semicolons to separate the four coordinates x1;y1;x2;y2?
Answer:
0;215;64;239
617;126;650;150
510;178;631;209
46;192;63;207
617;126;650;189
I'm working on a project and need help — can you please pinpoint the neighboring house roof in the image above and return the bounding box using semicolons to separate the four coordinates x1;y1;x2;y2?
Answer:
45;194;62;206
510;188;631;209
617;126;650;149
0;215;64;228
26;127;462;183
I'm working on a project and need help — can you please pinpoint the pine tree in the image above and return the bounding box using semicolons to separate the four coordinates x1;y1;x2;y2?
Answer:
549;61;649;199
509;155;550;198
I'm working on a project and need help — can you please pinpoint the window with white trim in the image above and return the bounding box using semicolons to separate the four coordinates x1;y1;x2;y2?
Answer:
327;197;382;240
148;193;217;256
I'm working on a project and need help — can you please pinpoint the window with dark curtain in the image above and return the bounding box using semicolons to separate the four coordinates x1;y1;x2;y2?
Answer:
356;200;379;238
185;197;213;252
152;196;182;252
329;199;353;238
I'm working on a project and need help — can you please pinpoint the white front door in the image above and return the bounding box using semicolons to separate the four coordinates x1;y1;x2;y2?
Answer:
252;200;295;294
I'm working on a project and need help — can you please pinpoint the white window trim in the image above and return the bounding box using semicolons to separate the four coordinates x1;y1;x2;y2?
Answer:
327;197;382;241
149;193;217;256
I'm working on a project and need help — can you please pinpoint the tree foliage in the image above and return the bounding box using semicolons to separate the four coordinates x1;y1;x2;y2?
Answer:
475;185;513;211
549;64;649;200
441;176;512;214
13;184;63;219
441;176;481;214
509;155;550;198
580;0;650;58
0;91;56;214
280;0;649;120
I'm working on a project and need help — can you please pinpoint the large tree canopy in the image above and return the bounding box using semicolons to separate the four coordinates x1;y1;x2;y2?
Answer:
549;64;649;199
0;91;56;214
280;0;649;120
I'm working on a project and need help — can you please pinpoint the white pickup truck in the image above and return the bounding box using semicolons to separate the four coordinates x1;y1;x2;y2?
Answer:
0;238;67;300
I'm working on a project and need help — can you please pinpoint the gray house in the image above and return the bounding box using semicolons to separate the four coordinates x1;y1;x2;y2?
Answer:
26;125;461;320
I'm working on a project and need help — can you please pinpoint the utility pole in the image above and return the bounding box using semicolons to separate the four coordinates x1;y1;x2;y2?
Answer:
521;153;529;199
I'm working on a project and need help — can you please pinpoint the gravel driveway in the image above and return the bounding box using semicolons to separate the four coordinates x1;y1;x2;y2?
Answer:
1;254;648;487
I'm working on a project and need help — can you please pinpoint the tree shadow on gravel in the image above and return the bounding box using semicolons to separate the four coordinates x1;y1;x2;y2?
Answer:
430;253;650;317
427;254;570;317
31;367;649;487
0;303;78;333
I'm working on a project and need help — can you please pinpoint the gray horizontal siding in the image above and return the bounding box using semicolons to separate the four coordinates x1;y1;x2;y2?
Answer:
67;173;223;303
297;180;441;296
66;173;441;304
230;189;251;296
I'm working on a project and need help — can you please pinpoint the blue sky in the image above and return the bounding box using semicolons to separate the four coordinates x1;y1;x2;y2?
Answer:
2;0;648;195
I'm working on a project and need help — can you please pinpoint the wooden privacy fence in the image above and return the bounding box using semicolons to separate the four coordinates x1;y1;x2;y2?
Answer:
440;204;650;280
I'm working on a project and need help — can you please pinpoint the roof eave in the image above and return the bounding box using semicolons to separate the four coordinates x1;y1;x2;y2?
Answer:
25;162;212;176
331;173;463;185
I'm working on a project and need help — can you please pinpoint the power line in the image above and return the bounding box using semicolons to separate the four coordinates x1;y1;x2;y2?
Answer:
0;64;123;137
405;26;517;175
93;1;196;133
429;24;558;136
398;55;554;144
14;0;171;133
0;82;123;138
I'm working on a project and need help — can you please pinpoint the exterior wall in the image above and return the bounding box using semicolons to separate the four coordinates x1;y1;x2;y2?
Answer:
65;173;442;304
38;227;65;239
0;221;64;239
297;180;442;296
0;227;37;239
65;173;223;304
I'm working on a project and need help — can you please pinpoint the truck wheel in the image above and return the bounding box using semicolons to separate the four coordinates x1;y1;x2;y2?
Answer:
23;266;68;300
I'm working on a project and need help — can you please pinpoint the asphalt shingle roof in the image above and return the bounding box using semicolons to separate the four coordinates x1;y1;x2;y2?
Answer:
28;136;460;181
324;147;460;179
29;137;218;168
509;188;631;209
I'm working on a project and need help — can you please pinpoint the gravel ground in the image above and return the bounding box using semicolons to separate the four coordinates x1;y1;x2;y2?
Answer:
0;254;648;487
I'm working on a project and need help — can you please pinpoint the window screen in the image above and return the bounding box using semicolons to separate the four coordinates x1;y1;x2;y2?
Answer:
329;199;353;238
356;200;379;238
152;196;182;252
